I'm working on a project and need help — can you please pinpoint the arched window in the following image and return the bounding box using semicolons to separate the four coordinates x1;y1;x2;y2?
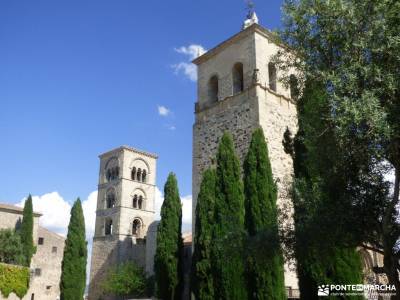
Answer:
131;159;149;183
132;219;141;236
232;63;244;94
133;195;138;208
289;74;299;99
131;167;136;180
208;75;219;103
105;157;119;182
106;192;116;209
105;219;113;235
142;170;147;183
268;62;277;92
106;167;119;181
138;196;143;209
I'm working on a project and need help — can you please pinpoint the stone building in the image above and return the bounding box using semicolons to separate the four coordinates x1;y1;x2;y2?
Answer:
191;12;388;299
88;146;158;300
191;13;300;296
0;203;65;300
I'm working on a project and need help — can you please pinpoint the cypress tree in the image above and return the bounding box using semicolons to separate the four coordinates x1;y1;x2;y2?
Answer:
60;198;87;300
243;128;286;300
290;82;364;299
154;173;183;300
191;169;216;300
19;195;35;267
212;132;247;300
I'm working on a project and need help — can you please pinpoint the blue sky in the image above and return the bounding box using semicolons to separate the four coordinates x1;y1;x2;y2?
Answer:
0;1;285;275
0;0;284;229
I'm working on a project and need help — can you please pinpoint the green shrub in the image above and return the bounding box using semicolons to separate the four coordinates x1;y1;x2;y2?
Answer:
101;262;149;298
0;263;30;299
0;229;25;265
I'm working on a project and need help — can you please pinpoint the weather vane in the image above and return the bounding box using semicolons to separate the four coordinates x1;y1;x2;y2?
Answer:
245;0;255;18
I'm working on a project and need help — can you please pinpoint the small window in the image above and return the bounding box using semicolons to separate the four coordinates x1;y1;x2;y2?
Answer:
208;75;219;103
38;237;44;245
133;195;138;208
52;246;57;253
268;62;277;92
46;286;52;290
35;268;41;276
142;170;147;183
106;192;116;209
131;167;136;180
138;196;143;209
132;219;141;236
105;219;113;236
232;63;244;94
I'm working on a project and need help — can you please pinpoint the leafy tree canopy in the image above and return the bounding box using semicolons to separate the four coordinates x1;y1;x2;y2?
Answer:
0;229;24;265
101;262;148;299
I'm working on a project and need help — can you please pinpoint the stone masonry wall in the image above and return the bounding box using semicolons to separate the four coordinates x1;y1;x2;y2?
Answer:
89;147;157;300
192;88;259;220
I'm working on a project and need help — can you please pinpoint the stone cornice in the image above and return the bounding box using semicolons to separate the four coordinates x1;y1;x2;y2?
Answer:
195;83;295;115
96;206;155;215
192;23;280;66
0;203;42;217
98;177;156;189
99;145;158;159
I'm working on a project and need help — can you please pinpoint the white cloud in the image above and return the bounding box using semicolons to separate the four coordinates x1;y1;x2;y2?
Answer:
17;192;71;236
172;62;198;82
154;187;192;231
154;187;164;220
15;188;191;283
17;191;98;286
17;191;97;240
82;191;98;241
181;195;192;225
157;105;171;117
172;44;206;82
175;44;206;60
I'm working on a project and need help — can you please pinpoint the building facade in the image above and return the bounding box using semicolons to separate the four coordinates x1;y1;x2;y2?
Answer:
88;146;158;300
0;203;65;300
191;16;300;295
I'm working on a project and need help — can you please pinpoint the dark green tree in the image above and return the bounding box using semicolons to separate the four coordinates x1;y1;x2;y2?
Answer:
286;82;364;299
60;199;87;300
101;262;148;299
154;173;183;300
276;0;400;293
212;132;247;300
19;195;35;267
0;229;24;265
191;169;216;300
243;128;286;300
